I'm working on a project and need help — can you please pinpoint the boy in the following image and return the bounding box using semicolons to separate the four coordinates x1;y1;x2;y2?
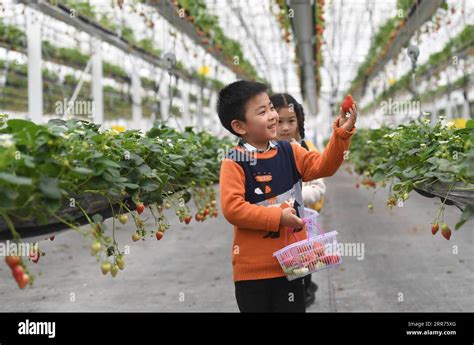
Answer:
218;81;357;312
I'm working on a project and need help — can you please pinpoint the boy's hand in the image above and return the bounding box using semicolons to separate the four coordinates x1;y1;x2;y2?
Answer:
280;207;304;230
337;102;357;132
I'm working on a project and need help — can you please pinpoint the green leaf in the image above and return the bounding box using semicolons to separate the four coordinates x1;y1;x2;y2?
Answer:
0;188;18;208
71;167;94;175
142;192;163;205
6;119;43;146
123;183;139;189
465;120;474;129
100;159;121;168
0;172;33;186
7;119;42;133
92;213;103;223
39;176;62;199
140;180;160;192
402;168;417;179
23;155;36;168
405;148;421;155
168;154;183;161
173;160;186;168
137;164;152;175
128;152;144;165
455;205;474;230
372;171;386;182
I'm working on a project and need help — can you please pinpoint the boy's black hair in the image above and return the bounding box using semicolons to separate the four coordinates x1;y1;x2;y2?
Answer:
217;80;268;136
269;93;306;140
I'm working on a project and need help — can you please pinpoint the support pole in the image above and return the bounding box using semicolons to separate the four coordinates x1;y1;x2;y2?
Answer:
26;8;43;123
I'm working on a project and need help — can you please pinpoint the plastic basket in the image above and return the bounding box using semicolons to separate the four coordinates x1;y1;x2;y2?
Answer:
273;208;342;281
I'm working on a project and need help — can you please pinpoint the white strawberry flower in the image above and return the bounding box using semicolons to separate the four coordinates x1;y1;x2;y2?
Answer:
0;134;14;148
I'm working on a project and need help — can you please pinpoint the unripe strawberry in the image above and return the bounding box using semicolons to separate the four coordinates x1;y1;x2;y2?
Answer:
441;223;451;240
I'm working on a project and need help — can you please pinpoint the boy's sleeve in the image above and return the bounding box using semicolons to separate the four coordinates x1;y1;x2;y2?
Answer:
292;119;356;182
219;158;281;232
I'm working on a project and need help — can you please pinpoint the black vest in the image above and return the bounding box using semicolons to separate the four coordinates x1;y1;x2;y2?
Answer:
226;140;305;239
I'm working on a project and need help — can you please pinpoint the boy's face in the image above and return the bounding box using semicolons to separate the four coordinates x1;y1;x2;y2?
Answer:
232;92;279;145
277;106;299;141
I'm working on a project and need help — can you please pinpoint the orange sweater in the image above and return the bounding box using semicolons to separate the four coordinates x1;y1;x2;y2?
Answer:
220;119;356;282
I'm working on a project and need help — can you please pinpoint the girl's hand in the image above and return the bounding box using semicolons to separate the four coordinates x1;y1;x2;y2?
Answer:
337;102;357;131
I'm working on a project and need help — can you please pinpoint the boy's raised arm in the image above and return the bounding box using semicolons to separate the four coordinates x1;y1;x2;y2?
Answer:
292;119;356;182
219;158;282;232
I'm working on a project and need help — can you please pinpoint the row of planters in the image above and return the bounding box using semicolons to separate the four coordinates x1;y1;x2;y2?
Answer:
346;116;474;239
51;0;226;90
347;0;448;98
0;113;233;288
360;25;474;114
55;0;249;83
0;59;134;120
172;0;264;82
0;59;209;122
0;19;152;89
0;17;224;101
0;61;208;120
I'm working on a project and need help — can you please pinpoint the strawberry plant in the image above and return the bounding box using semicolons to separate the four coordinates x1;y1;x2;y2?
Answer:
348;116;474;235
0;113;233;288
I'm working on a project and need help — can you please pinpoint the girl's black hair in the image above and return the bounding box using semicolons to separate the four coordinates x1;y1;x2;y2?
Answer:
269;93;305;140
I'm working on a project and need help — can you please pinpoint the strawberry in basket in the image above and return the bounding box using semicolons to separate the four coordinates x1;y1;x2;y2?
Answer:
313;241;326;257
319;254;340;265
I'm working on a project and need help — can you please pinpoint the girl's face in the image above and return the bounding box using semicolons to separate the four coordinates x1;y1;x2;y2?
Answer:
277;106;300;141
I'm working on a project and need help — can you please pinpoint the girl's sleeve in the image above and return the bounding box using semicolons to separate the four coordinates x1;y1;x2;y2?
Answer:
302;179;326;206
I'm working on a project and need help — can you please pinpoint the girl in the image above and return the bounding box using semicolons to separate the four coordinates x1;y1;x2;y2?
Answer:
270;93;326;308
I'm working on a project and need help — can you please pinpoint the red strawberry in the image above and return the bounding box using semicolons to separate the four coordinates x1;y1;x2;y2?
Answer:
326;255;340;265
49;235;55;241
17;273;30;289
12;265;25;282
441;223;451;240
184;216;192;225
156;231;164;241
313;242;325;257
431;223;439;235
136;204;145;215
5;256;21;269
341;94;354;114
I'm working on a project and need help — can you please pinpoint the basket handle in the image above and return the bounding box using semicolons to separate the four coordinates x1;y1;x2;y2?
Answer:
314;221;326;236
286;216;326;245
